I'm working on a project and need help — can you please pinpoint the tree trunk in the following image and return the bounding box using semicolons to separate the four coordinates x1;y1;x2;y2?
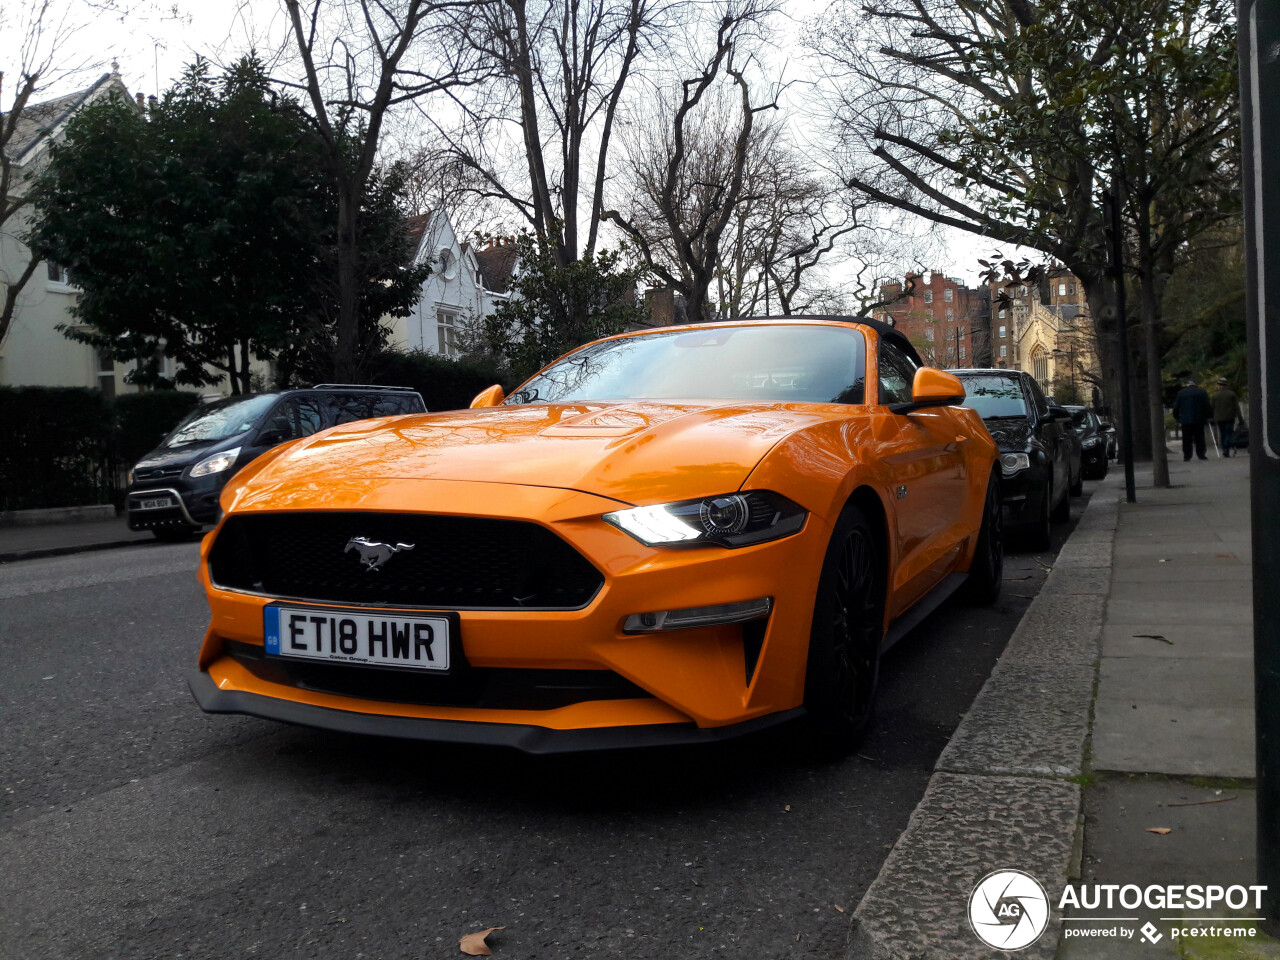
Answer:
335;184;361;382
1136;194;1170;486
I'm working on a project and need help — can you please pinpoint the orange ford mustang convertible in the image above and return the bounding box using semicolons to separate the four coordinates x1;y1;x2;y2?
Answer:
190;318;1002;754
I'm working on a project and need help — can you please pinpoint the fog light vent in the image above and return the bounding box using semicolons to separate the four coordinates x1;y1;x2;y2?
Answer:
623;597;772;634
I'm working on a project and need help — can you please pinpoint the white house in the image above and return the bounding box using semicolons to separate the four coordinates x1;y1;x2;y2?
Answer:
0;69;138;396
388;208;517;357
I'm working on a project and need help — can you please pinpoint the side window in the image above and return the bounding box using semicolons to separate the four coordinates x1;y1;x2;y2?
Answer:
1025;377;1050;420
878;340;918;405
326;392;376;426
262;397;323;442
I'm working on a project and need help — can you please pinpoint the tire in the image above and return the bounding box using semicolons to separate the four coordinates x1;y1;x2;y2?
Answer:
153;526;199;542
801;503;886;756
1024;478;1052;551
1069;467;1083;497
962;470;1003;605
1051;475;1071;523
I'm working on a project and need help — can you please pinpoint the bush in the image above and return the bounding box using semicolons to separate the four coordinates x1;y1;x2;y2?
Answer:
0;387;114;510
368;350;510;412
115;390;202;465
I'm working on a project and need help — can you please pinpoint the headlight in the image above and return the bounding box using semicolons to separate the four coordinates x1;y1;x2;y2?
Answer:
189;447;241;478
126;468;134;485
1000;453;1031;476
1082;436;1102;448
604;491;807;547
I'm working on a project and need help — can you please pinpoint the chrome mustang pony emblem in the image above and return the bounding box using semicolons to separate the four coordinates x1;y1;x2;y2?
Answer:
345;536;415;572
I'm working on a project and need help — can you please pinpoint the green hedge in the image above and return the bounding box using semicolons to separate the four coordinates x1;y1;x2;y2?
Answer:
0;387;201;511
115;390;202;464
368;350;510;412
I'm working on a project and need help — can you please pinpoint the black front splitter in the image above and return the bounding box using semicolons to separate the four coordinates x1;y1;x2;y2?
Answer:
188;670;803;755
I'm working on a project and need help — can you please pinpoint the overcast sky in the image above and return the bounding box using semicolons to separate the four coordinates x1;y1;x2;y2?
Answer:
5;0;1013;287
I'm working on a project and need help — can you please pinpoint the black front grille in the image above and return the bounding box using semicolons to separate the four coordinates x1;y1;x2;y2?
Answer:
135;466;184;482
209;512;604;609
224;640;644;709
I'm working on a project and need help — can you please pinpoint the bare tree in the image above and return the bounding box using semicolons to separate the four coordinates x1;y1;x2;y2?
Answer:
602;3;779;326
279;0;489;379
430;0;666;267
0;0;114;347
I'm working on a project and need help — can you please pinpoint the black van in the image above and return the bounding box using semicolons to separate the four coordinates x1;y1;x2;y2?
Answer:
125;385;426;540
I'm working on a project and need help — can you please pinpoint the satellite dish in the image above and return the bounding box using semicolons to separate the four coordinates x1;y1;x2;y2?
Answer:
439;248;458;281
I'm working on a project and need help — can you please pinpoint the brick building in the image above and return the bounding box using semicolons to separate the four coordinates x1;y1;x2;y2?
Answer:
873;272;983;369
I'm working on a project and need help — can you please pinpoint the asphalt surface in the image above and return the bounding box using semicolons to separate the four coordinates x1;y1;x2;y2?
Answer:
0;495;1088;960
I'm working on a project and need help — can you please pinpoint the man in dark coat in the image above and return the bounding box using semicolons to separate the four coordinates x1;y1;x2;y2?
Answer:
1212;377;1242;457
1172;378;1213;461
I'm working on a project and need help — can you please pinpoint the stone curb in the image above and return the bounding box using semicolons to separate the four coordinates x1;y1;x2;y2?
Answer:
850;478;1123;959
0;538;155;564
0;504;117;527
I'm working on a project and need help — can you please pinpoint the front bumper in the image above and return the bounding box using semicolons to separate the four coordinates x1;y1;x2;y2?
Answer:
999;466;1048;529
126;474;226;530
194;479;834;744
1081;444;1107;477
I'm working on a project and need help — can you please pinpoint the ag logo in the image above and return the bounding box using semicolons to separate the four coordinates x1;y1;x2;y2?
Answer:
968;869;1050;950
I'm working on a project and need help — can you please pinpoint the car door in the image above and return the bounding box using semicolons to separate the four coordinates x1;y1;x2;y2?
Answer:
875;339;970;613
1026;376;1068;504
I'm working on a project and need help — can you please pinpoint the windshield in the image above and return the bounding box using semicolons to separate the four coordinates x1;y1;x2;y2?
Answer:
164;394;278;447
959;376;1030;420
506;325;867;405
1070;408;1093;429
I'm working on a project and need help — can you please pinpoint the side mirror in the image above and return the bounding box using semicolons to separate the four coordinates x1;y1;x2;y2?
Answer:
888;367;966;415
470;384;506;408
1048;405;1073;422
1099;423;1116;432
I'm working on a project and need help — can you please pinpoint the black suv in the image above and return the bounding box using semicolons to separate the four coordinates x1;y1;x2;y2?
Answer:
126;385;426;540
955;369;1076;550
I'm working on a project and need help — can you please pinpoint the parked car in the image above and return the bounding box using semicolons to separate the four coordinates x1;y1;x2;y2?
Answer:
955;369;1075;550
126;385;426;540
190;318;1002;755
1066;406;1109;479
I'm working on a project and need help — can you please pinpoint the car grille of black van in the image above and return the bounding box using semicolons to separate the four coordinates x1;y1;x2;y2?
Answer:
134;465;185;482
208;512;604;610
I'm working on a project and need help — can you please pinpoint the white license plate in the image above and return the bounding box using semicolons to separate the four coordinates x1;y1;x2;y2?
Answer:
137;496;175;510
264;606;450;671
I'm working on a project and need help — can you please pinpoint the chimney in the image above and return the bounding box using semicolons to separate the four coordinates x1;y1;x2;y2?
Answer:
135;92;145;109
147;95;157;110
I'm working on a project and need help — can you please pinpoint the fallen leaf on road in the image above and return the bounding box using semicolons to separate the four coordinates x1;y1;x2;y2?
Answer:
460;926;505;956
1146;827;1172;835
1134;634;1174;644
784;804;791;812
834;905;846;913
1216;553;1235;559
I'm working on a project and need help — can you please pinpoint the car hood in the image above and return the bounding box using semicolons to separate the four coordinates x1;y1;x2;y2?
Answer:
983;418;1037;453
239;401;834;505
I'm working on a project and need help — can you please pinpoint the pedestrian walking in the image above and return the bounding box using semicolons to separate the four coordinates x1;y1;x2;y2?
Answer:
1172;378;1213;461
1212;377;1242;457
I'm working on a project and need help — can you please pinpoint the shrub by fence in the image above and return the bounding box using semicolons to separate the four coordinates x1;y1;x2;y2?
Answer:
0;387;201;511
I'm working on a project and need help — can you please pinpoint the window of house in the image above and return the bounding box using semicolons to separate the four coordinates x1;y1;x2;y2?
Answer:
998;308;1007;319
946;345;955;361
946;308;954;321
437;311;459;357
1058;282;1067;296
96;350;115;401
958;325;966;339
47;261;73;286
959;344;967;360
1069;282;1076;296
924;327;935;341
1000;344;1008;358
923;290;933;304
1019;285;1027;296
944;288;954;302
998;325;1007;338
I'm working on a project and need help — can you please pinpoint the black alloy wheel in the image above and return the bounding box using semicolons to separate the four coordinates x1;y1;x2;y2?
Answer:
802;504;886;755
962;470;1004;605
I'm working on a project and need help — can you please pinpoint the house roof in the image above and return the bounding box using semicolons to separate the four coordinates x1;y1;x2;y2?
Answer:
403;211;435;259
473;242;518;293
2;73;119;163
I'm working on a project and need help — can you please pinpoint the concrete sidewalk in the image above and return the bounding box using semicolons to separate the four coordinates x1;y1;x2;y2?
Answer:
1062;455;1273;959
0;515;155;562
850;453;1273;959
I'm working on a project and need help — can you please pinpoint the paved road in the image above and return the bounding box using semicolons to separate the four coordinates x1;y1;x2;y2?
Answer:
0;497;1087;960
